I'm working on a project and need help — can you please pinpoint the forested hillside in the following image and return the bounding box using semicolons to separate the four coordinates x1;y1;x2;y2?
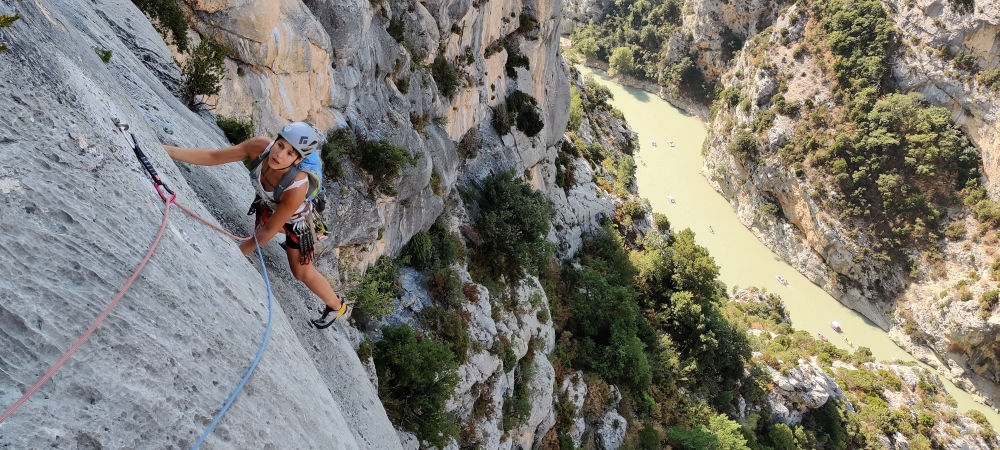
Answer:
558;0;1000;447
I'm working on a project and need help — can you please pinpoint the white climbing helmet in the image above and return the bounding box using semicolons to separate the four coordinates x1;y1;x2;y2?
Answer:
278;121;322;158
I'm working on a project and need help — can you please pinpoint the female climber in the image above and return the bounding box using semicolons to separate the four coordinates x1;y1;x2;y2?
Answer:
163;122;348;328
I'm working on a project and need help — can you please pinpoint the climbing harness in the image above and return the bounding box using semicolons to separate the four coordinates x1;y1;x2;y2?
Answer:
0;120;274;450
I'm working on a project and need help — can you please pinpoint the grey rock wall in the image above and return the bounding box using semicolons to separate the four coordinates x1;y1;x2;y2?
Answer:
0;0;400;448
0;0;598;442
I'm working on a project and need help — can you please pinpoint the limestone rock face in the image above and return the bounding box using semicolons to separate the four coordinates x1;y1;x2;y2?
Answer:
702;9;902;329
888;0;1000;195
766;359;846;425
701;0;1000;406
0;1;399;448
0;0;600;441
560;372;589;448
595;409;627;450
186;0;341;132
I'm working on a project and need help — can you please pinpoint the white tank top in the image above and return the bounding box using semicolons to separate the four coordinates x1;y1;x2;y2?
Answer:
251;141;311;224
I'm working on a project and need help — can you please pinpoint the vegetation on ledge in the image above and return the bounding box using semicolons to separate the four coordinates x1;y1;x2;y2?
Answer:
711;0;982;267
568;0;723;104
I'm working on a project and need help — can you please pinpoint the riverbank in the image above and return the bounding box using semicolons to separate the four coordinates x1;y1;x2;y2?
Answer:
562;42;710;120
573;65;1000;430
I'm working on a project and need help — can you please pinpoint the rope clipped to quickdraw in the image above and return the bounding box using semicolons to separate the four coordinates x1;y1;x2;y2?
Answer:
112;120;272;449
114;119;174;200
0;120;270;450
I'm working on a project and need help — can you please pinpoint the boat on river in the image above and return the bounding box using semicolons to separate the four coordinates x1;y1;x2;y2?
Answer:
775;275;788;285
830;321;842;332
650;140;657;147
666;195;675;203
667;140;675;147
818;333;828;342
845;337;854;347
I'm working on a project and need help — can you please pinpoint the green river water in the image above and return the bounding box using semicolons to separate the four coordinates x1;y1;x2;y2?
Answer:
577;65;1000;429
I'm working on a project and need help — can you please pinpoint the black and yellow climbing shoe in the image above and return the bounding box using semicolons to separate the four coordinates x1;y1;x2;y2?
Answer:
311;301;351;329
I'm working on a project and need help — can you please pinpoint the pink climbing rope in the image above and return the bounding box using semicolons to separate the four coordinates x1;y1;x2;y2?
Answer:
173;202;250;241
0;194;177;425
0;196;255;425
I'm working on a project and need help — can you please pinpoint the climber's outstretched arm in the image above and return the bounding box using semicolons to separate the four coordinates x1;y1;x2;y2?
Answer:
163;136;270;166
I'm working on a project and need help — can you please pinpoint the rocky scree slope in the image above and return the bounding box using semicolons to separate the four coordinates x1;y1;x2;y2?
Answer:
700;0;1000;407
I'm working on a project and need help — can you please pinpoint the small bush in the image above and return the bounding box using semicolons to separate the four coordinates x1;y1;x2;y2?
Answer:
502;359;534;430
620;200;644;219
405;232;435;269
93;47;113;63
373;325;459;447
0;14;18;52
495;90;544;137
980;289;999;318
429;266;463;308
568;86;583;131
652;213;671;232
726;130;758;160
718;87;742;107
131;0;188;52
504;36;530;78
773;94;800;116
979;68;1000;91
321;128;356;179
353;256;399;319
431;54;460;98
387;17;405;43
421;305;470;361
492;91;544;137
430;170;442;195
761;202;780;216
181;36;229;107
517;14;537;34
954;51;978;71
457;127;482;158
473;171;554;283
492;102;513;136
351;138;410;196
394;75;409;94
945;220;966;240
498;337;517;370
216;115;255;144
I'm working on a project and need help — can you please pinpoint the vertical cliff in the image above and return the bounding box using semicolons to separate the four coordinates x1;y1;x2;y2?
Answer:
0;0;595;445
698;0;1000;407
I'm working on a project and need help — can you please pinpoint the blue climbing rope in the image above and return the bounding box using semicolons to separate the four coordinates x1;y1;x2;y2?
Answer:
191;232;274;450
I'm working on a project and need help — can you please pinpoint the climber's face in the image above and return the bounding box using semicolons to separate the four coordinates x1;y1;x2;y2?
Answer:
269;138;303;170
